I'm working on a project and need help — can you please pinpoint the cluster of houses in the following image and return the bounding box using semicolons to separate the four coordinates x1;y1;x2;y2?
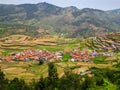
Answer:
2;49;63;62
70;50;96;62
1;49;97;62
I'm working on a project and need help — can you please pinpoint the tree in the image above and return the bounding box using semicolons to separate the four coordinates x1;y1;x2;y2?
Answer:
35;76;50;90
58;67;81;90
48;63;58;81
81;76;93;90
8;78;29;90
0;68;8;90
35;63;59;90
48;63;58;89
38;60;44;65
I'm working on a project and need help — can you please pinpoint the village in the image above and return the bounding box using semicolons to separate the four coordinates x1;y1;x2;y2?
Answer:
70;50;96;62
0;49;98;63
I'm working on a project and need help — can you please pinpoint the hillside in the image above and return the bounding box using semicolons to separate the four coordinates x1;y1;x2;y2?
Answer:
0;32;120;89
86;32;120;52
0;32;120;59
0;2;120;38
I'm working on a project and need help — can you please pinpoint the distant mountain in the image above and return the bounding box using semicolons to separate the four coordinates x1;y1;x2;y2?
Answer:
0;4;6;6
0;4;14;6
108;9;120;14
0;2;120;38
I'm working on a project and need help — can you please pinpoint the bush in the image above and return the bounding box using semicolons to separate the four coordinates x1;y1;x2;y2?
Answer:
38;60;44;65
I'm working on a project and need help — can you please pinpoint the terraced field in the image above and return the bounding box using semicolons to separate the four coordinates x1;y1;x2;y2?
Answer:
0;33;120;83
0;35;82;56
0;60;116;82
86;32;120;52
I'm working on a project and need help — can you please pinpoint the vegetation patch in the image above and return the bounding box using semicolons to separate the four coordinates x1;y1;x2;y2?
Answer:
62;53;71;62
91;56;108;64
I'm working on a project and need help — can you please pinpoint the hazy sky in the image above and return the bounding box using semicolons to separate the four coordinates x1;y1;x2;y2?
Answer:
0;0;120;10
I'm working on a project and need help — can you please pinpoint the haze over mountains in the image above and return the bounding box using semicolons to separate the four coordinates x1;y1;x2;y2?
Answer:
0;2;120;38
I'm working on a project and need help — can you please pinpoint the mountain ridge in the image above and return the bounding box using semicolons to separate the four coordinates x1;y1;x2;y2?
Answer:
0;2;120;38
